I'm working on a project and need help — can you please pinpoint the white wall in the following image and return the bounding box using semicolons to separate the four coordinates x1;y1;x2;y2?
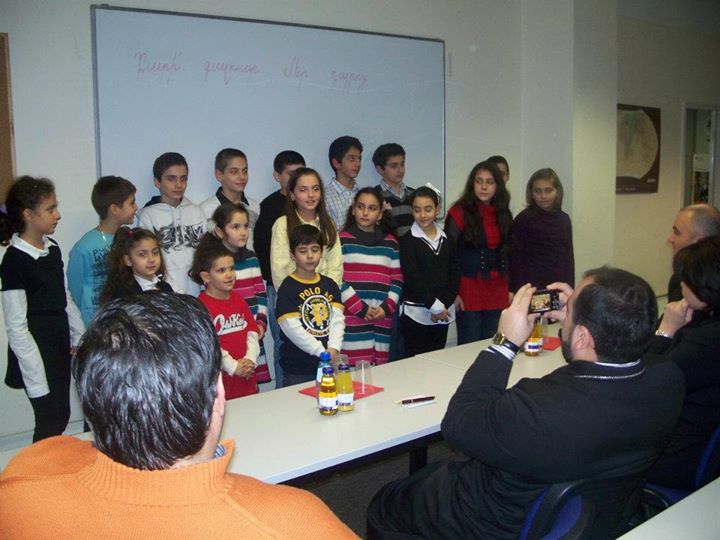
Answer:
8;0;712;445
520;0;574;212
571;0;618;272
0;0;525;444
614;13;720;293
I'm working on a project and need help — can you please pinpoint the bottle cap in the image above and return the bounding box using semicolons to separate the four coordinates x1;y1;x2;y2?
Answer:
319;351;331;362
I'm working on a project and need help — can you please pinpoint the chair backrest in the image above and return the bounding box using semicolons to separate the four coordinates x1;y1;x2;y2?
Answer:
694;423;720;489
519;474;645;540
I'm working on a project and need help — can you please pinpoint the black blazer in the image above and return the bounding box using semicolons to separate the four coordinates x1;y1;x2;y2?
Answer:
436;348;684;538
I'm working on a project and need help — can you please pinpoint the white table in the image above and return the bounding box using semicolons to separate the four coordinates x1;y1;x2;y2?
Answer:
2;344;564;483
223;340;565;483
618;478;720;539
221;355;468;484
416;335;566;388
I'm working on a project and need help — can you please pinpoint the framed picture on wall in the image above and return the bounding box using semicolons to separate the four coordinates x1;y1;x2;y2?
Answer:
616;104;661;194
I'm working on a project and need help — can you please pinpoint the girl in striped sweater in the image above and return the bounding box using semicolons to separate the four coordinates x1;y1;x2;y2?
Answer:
339;187;403;366
211;202;270;383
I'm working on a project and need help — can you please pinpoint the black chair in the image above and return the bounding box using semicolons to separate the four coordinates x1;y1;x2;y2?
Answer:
519;474;645;540
642;423;720;512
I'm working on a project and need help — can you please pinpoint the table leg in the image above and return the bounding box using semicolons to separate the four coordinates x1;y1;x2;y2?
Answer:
409;446;428;474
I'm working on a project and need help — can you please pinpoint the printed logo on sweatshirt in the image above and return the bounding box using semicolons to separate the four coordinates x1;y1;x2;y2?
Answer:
154;224;205;251
213;312;248;336
298;287;333;337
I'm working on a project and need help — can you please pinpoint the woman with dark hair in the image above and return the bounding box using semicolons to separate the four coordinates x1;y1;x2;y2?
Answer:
645;235;720;490
444;161;512;343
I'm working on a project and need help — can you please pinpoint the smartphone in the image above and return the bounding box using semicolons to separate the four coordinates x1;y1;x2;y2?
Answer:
529;289;561;314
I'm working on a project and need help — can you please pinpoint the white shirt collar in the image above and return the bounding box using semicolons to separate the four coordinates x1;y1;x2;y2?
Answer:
410;221;446;249
134;274;161;291
9;233;52;260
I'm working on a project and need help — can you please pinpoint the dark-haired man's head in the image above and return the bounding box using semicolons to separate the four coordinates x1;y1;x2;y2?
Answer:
561;267;657;364
73;292;223;471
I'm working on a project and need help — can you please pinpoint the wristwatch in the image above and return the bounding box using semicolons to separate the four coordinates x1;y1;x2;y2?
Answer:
492;332;520;354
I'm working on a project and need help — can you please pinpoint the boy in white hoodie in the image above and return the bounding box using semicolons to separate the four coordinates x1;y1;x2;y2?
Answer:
137;152;205;295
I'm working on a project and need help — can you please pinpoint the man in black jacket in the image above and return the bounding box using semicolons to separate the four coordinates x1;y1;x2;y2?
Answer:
367;267;684;539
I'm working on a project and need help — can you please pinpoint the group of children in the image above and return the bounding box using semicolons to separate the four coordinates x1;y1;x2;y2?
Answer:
0;136;575;442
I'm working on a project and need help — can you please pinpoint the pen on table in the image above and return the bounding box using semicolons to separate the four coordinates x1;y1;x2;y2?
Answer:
395;396;435;405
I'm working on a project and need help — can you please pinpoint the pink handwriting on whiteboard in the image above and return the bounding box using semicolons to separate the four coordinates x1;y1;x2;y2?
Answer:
134;51;182;84
203;60;260;85
330;70;367;94
284;56;309;88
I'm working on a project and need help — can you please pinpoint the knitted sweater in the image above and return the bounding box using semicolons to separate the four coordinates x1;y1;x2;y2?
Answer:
232;247;268;330
509;207;574;291
0;436;358;539
339;226;403;318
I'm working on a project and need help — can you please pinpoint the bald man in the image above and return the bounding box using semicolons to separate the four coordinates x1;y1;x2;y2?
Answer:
666;203;720;300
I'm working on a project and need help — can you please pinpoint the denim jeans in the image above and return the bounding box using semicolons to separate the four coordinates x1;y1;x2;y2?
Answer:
455;309;502;345
266;285;283;389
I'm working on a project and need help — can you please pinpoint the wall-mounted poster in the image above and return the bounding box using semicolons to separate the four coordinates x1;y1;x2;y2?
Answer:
616;104;661;194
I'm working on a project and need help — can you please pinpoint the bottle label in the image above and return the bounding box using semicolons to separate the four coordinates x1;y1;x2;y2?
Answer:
524;339;541;353
337;392;354;406
318;396;338;410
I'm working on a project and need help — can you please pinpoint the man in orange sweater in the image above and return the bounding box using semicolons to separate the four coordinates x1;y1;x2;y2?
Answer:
0;292;357;539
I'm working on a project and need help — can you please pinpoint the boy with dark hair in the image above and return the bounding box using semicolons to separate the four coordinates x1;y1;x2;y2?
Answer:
138;152;206;295
373;142;415;238
254;150;306;388
275;224;344;387
200;147;260;249
326;136;363;227
487;155;510;183
67;175;137;325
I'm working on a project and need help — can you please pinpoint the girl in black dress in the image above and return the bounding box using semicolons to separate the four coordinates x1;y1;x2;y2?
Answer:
0;176;85;441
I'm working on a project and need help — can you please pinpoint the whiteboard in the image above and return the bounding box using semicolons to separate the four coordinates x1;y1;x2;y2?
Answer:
92;6;445;208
